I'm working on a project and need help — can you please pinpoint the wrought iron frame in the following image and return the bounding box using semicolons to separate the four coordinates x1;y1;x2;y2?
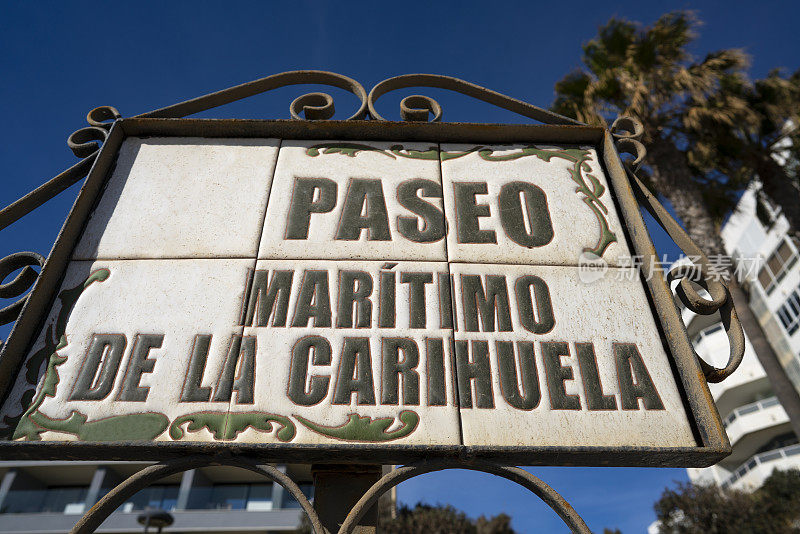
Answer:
0;71;746;533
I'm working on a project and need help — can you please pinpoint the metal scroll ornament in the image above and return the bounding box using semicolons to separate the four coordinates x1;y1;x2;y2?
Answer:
610;116;745;383
65;455;591;534
0;70;748;534
0;71;745;385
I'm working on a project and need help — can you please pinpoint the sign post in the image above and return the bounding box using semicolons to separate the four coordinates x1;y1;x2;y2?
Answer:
313;465;382;534
0;71;745;533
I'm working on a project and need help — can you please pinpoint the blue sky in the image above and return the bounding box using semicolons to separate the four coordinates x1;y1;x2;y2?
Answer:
1;1;799;532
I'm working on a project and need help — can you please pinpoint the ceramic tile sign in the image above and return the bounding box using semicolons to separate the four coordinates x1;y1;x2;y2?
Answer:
0;134;707;463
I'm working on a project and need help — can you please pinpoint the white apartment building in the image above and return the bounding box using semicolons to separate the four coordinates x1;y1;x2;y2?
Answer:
684;183;800;491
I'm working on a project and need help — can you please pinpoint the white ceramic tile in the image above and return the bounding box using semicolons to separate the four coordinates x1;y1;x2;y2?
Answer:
449;262;696;448
257;140;447;261
3;258;253;442
72;137;280;260
440;144;631;266
233;259;461;446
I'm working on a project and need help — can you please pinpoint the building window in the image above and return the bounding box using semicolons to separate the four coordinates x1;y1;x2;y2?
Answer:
122;485;179;513
284;483;314;509
208;484;248;510
758;238;799;294
691;323;724;348
777;286;800;336
1;486;88;514
197;483;274;511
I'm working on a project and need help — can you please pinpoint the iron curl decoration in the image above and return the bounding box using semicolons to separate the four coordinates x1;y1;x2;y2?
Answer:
64;455;589;534
0;107;119;233
1;69;585;241
0;71;745;383
368;73;584;124
137;70;368;121
340;458;590;534
68;455;324;534
610;116;745;384
0;252;45;329
0;106;117;327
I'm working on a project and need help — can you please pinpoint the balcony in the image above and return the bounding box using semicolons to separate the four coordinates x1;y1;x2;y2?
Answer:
0;463;314;533
0;509;305;533
722;443;800;491
722;396;787;446
691;326;768;413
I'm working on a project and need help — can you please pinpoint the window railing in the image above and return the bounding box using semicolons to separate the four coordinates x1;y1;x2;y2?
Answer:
0;486;88;514
722;396;781;428
721;443;800;489
0;481;314;514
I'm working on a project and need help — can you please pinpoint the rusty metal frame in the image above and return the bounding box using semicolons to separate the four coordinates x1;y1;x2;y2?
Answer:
66;455;591;534
0;116;729;467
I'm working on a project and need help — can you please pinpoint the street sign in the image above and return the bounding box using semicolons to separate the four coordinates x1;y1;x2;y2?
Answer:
0;119;729;466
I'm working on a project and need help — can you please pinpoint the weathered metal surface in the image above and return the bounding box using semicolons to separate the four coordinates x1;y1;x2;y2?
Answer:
0;252;44;326
366;73;584;125
0;72;749;534
63;453;591;534
0;73;742;472
137;71;369;121
0;118;728;467
67;455;322;534
313;464;382;534
339;458;591;534
609;116;745;383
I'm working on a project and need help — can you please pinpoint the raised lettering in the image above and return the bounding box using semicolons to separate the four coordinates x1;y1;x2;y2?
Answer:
497;341;541;410
454;340;494;408
615;343;664;410
498;182;553;248
515;275;555;334
454;182;496;243
288;335;331;406
542;341;580;410
426;338;447;406
117;334;163;402
291;270;332;327
401;272;433;329
333;337;376;405
285;178;337;239
240;270;293;327
213;335;256;404
461;274;512;332
180;334;213;402
337;270;373;328
70;334;126;401
381;337;420;405
335;178;391;241
396;179;445;242
379;269;396;328
576;343;616;410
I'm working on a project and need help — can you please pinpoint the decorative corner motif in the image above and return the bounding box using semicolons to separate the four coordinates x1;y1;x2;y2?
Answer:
306;143;397;159
294;410;419;442
476;146;618;257
169;411;296;442
10;269;171;442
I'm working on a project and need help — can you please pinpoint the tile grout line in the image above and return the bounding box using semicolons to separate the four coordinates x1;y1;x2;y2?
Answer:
222;138;283;441
439;142;466;448
71;258;636;270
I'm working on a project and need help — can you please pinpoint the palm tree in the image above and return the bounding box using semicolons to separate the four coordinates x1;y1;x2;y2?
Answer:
687;68;800;238
552;11;800;438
